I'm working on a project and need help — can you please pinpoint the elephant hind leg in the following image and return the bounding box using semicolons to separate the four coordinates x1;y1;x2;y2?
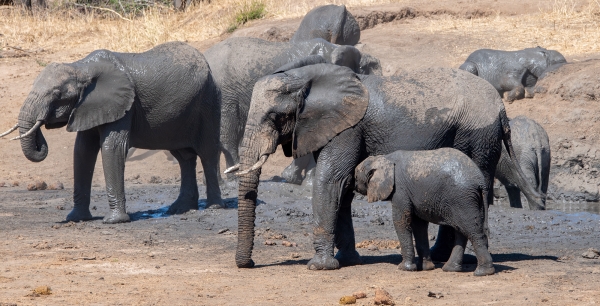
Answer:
442;229;467;272
167;149;200;214
503;85;525;103
505;185;523;208
197;143;224;209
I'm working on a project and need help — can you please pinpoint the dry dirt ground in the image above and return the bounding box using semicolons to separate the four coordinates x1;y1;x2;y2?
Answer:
1;0;600;305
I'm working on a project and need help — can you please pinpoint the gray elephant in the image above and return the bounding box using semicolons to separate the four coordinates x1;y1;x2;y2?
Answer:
290;4;360;45
1;42;222;223
459;47;566;102
204;37;381;180
495;116;550;209
355;149;494;276
226;62;543;269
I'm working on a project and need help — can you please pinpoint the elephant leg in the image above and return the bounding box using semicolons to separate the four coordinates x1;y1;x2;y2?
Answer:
503;85;525;103
506;185;523;208
412;217;434;271
167;149;200;214
99;128;130;224
281;155;312;185
524;86;535;98
430;225;455;262
470;231;495;276
442;230;467;272
391;194;417;271
66;130;100;222
198;144;224;209
334;187;361;267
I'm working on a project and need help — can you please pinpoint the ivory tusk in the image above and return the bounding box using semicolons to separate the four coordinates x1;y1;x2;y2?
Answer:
224;164;241;174
10;121;43;141
236;155;269;176
0;124;18;138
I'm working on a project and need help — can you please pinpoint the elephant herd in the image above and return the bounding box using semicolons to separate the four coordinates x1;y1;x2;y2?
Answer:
1;4;565;276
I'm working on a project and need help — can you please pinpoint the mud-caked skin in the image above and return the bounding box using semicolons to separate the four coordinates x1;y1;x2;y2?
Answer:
204;37;381;180
496;116;550;209
459;47;566;102
354;149;495;276
290;4;361;46
230;63;543;270
9;42;223;224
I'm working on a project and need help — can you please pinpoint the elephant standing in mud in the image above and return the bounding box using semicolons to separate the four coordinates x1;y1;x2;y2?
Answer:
290;4;361;46
204;37;381;181
355;149;495;276
226;62;543;269
495;116;550;209
1;42;222;223
459;47;566;102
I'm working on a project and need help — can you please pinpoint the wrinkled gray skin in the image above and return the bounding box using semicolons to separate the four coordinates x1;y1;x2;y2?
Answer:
204;37;381;179
230;63;543;270
459;47;566;102
7;42;222;224
290;4;360;46
355;149;494;276
496;116;550;209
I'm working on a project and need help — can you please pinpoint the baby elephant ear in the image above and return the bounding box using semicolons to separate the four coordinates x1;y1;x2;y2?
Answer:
365;156;395;203
67;56;135;132
290;64;369;158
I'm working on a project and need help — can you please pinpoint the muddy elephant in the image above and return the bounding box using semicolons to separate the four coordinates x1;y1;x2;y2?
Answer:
290;4;360;45
1;42;222;223
204;37;381;180
226;61;543;269
355;149;495;276
459;47;566;102
495;116;550;209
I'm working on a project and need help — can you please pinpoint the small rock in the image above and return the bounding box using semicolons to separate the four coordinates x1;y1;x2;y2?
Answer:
148;176;162;184
47;181;64;190
32;286;51;295
281;240;297;247
582;248;600;259
56;206;65;210
374;288;394;305
339;296;357;304
428;291;444;299
101;231;113;235
264;240;276;246
352;291;367;299
0;182;5;187
367;244;379;251
218;228;229;234
12;181;19;187
290;252;300;259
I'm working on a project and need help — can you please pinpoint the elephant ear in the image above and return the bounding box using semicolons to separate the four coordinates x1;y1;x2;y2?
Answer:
66;58;135;132
287;64;369;158
363;156;395;203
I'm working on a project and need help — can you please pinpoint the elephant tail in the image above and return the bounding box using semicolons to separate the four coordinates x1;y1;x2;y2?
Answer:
480;185;490;241
500;109;545;210
459;61;478;76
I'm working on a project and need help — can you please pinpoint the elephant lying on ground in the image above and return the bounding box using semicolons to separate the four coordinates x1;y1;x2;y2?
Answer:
459;47;566;102
226;61;543;269
1;42;222;223
355;149;495;276
290;4;360;45
204;37;381;180
495;116;550;209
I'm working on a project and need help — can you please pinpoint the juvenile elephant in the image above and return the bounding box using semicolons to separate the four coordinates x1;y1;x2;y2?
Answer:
495;116;550;209
226;62;543;269
459;47;566;102
1;42;222;223
290;4;360;45
355;149;494;276
204;37;381;179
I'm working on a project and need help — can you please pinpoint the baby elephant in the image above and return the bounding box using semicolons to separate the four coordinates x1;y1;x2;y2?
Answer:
355;148;495;276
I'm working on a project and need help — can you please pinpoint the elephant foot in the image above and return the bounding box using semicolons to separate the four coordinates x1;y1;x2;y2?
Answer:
102;210;130;224
167;198;199;215
307;254;340;270
421;258;435;271
235;257;255;269
66;207;93;222
334;249;362;267
399;260;417;271
442;261;463;272
474;264;495;276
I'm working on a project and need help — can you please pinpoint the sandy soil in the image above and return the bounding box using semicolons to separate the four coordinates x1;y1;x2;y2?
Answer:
1;0;600;305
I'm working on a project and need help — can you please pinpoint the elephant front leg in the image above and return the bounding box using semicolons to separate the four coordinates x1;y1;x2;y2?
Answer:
67;130;100;222
392;195;417;271
442;230;467;272
334;183;361;267
167;149;200;214
100;129;130;224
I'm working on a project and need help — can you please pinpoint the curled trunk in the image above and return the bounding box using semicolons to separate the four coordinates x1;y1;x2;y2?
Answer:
17;98;48;162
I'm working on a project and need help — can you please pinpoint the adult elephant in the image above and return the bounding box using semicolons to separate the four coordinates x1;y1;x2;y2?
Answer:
495;116;550;209
459;47;566;102
290;4;360;45
204;37;381;179
1;42;222;223
227;62;544;269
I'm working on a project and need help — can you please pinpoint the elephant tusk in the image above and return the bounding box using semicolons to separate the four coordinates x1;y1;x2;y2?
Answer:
0;124;18;138
10;121;43;141
236;155;269;176
224;164;241;174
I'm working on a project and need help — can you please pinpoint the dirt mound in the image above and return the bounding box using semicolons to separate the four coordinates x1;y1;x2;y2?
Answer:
537;59;600;102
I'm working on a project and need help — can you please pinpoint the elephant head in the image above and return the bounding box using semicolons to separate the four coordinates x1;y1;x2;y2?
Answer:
355;156;395;203
226;63;369;267
524;47;567;78
330;45;382;76
1;52;134;162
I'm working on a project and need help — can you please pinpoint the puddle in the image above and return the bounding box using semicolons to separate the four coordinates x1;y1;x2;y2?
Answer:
129;206;170;221
546;200;600;215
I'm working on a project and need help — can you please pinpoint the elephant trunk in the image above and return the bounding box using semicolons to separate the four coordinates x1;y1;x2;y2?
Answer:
17;94;49;162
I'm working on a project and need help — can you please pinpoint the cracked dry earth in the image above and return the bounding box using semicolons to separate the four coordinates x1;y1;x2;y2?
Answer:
2;0;600;305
